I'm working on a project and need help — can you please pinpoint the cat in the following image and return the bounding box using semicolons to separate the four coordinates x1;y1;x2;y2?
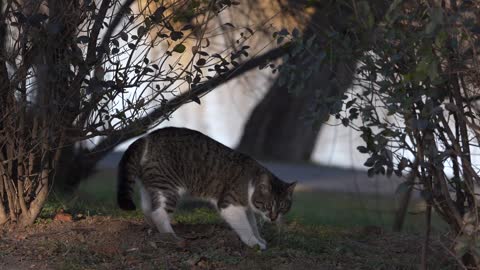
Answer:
117;127;296;250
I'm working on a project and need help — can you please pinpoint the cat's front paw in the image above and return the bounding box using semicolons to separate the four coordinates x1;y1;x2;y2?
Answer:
244;237;267;250
258;237;267;246
250;240;267;250
256;241;267;250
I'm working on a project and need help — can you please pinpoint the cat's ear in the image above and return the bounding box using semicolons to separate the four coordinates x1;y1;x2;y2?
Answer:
258;174;271;194
286;181;297;198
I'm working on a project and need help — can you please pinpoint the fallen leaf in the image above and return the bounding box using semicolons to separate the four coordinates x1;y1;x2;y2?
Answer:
54;212;73;222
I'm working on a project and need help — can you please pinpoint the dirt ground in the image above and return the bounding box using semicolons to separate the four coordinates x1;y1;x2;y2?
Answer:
0;216;457;270
1;216;323;270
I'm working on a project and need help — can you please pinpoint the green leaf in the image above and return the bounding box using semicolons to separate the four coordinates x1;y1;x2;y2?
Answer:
278;28;289;36
170;31;184;41
196;58;206;66
357;146;368;153
192;96;201;104
292;28;300;38
120;31;128;41
364;157;375;167
425;7;444;34
173;44;186;53
346;98;357;109
77;36;89;44
137;26;146;37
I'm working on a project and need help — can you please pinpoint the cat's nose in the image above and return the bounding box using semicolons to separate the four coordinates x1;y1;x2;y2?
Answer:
270;212;278;221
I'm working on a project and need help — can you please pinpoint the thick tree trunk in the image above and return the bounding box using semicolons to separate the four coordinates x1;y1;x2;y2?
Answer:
237;5;356;161
55;146;105;192
237;61;355;161
237;85;320;161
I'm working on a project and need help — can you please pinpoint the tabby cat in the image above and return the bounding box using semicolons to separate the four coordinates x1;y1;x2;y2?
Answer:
117;127;296;249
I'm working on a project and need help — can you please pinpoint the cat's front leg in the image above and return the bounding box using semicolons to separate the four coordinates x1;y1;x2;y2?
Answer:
247;209;266;245
220;205;266;250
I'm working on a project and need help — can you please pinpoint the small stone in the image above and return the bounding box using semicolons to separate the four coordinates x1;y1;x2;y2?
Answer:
148;241;157;249
126;247;139;252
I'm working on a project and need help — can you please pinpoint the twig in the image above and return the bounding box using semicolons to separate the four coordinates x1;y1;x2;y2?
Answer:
421;201;432;270
393;158;419;232
438;240;468;270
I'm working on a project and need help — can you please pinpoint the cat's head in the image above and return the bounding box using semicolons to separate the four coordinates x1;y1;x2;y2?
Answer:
250;174;296;222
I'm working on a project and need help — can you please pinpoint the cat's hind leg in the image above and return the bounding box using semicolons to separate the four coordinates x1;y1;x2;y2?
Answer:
140;184;181;241
139;183;155;229
220;205;266;250
150;190;180;239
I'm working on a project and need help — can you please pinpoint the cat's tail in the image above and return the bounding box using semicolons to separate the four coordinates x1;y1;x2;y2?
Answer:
117;138;145;211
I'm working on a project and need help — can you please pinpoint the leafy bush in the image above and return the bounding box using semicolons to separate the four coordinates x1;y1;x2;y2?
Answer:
280;0;480;267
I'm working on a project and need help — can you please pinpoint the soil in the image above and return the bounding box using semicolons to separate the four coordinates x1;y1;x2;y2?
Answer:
0;216;456;270
0;217;321;270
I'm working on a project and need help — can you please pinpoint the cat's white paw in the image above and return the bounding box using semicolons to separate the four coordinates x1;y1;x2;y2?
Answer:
258;237;267;246
247;238;267;250
257;241;267;250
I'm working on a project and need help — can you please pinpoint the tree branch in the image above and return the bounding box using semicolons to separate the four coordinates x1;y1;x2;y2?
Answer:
86;0;111;64
0;0;10;95
72;0;136;95
65;45;290;186
98;0;135;57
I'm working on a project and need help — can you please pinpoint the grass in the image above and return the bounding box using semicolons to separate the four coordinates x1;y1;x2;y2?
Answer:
44;169;446;233
290;190;447;232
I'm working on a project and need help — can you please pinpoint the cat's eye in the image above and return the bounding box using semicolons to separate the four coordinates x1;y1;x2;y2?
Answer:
280;201;290;211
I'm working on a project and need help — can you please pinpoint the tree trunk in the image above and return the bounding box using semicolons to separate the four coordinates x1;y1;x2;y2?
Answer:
0;3;9;225
0;117;61;227
238;60;356;161
55;146;105;193
17;169;50;227
237;4;357;161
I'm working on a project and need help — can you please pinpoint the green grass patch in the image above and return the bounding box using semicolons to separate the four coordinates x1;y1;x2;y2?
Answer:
174;204;221;224
288;191;446;232
42;169;446;233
